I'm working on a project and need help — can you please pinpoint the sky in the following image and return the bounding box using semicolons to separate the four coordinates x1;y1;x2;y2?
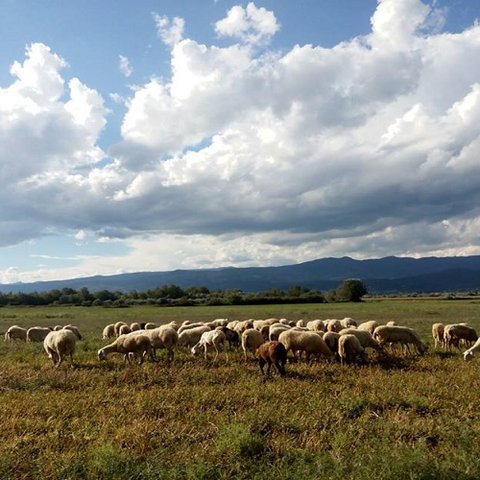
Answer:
0;0;480;284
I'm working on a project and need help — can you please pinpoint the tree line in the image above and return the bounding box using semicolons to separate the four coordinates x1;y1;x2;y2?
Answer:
0;279;367;307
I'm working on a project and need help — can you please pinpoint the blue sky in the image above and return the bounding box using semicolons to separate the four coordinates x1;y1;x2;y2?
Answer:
0;0;479;284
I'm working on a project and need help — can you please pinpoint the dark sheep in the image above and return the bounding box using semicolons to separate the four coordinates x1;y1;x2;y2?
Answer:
256;341;287;377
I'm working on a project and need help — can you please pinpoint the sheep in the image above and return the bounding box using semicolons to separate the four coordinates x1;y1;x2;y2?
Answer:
386;321;397;326
241;328;264;361
62;324;82;340
296;319;306;328
98;334;152;364
357;321;379;334
210;318;229;328
145;322;159;330
233;319;255;335
340;317;357;329
27;327;53;342
53;325;64;331
278;330;334;363
178;322;206;334
256;341;287;377
306;320;325;332
339;328;385;354
131;327;178;362
4;325;27;342
177;325;211;348
268;323;291;341
118;324;132;336
338;334;366;365
463;338;480;361
323;332;340;356
432;323;445;349
373;326;428;355
130;322;141;331
114;321;128;336
326;319;344;333
215;326;239;348
102;324;116;339
43;330;77;368
191;330;227;361
444;324;478;349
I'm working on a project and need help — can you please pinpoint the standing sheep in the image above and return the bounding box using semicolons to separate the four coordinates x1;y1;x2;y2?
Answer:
338;334;366;365
98;334;152;364
43;330;78;368
177;325;211;348
444;324;478;349
27;327;53;342
463;337;480;361
373;326;428;355
102;324;116;339
241;328;264;361
256;341;287;377
339;328;385;355
357;321;379;335
4;325;27;342
431;323;445;349
278;330;334;363
191;330;227;361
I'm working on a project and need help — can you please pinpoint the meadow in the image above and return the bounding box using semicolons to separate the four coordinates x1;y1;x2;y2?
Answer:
1;299;480;479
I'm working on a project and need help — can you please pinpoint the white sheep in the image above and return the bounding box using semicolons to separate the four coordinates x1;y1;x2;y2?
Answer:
444;324;478;349
357;321;379;334
326;319;344;333
191;330;227;361
130;322;141;331
306;319;325;332
62;324;82;340
340;317;357;329
43;330;78;368
241;328;264;361
338;334;366;365
338;328;385;354
278;330;334;363
4;325;27;342
118;324;132;336
431;323;445;349
177;325;211;348
145;322;160;330
463;337;480;361
98;334;152;364
268;323;291;341
373;325;427;355
143;326;178;362
102;324;116;339
323;331;340;355
114;321;128;336
27;327;53;342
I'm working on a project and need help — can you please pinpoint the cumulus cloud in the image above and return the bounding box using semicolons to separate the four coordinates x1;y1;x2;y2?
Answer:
215;2;280;45
1;0;480;282
153;13;185;47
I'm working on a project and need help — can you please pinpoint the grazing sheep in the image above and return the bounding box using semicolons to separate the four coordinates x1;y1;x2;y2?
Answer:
306;320;325;332
256;341;287;377
268;323;291;341
98;334;152;364
233;320;255;335
326;319;344;333
53;325;64;331
114;321;128;336
130;322;141;331
102;324;116;339
215;326;239;348
340;317;357;329
323;332;340;356
4;325;27;342
339;328;385;354
210;318;229;328
357;321;379;334
191;330;227;361
278;330;334;363
241;328;265;361
27;327;53;342
118;324;132;336
43;330;78;368
62;324;82;340
432;323;445;349
296;319;306;328
338;334;366;365
373;326;428;355
177;325;211;348
178;322;206;334
463;338;480;361
145;322;159;330
444;324;478;349
386;321;397;326
130;327;178;362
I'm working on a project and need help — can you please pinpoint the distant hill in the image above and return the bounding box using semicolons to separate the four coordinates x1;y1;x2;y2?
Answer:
2;255;480;295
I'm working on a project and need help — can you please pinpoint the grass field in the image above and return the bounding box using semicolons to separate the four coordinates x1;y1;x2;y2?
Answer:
1;299;480;479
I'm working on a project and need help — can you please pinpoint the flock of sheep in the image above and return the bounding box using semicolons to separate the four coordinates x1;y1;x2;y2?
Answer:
3;317;480;374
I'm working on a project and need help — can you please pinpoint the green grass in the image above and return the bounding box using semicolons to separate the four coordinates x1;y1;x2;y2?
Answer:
1;300;480;479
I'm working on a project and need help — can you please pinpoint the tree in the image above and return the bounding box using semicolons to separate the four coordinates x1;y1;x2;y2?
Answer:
335;279;368;302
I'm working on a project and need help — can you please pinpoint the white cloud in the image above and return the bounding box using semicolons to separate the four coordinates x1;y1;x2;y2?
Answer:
215;2;279;45
118;55;133;77
1;0;480;281
152;13;185;47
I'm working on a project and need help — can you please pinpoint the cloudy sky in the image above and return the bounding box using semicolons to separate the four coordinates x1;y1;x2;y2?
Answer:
1;0;479;284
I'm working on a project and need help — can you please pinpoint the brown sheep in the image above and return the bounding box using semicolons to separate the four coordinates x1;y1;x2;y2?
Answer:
256;341;287;377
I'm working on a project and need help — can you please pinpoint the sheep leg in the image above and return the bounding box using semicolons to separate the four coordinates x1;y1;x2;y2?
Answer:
266;359;272;376
213;345;219;362
259;358;266;376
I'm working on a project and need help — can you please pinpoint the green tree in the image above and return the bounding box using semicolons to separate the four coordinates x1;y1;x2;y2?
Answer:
335;279;368;302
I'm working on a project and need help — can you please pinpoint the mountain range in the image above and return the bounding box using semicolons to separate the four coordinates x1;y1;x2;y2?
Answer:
2;255;480;294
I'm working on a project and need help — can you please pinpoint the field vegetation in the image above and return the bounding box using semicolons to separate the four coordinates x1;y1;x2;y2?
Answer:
1;299;480;479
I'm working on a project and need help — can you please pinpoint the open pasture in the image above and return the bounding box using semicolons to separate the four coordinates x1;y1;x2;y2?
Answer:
1;299;480;479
